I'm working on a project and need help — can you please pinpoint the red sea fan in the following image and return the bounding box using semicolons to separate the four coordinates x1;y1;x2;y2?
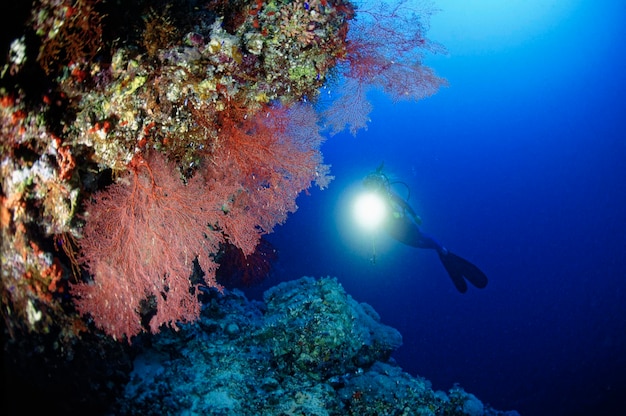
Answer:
73;100;331;341
212;103;331;254
72;152;233;341
322;0;447;135
321;78;373;136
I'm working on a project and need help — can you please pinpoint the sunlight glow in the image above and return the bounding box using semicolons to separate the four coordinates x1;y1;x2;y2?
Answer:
429;0;584;53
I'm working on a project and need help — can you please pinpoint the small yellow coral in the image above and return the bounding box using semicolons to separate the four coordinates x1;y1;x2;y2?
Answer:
208;39;221;54
197;79;217;101
255;92;269;103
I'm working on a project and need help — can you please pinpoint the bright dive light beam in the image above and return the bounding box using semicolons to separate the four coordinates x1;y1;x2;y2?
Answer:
354;192;387;230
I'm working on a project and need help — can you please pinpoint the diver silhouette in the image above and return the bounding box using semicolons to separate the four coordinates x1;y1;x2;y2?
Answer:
362;164;488;293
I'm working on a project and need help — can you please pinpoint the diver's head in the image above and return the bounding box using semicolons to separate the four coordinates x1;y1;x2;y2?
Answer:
363;171;389;194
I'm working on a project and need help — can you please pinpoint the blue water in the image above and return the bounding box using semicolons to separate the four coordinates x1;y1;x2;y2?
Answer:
257;1;626;415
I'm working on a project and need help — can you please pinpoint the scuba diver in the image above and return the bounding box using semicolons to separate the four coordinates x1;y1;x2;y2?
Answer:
362;164;488;293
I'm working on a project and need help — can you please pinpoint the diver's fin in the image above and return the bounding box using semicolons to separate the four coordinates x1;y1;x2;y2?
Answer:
437;252;488;293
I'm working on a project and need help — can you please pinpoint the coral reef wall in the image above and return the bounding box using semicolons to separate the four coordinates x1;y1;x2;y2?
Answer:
1;0;445;343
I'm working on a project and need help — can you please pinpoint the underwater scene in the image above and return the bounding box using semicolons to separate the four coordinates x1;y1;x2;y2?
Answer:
1;1;624;415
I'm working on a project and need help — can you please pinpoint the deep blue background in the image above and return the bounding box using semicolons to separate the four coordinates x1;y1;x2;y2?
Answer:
253;1;626;415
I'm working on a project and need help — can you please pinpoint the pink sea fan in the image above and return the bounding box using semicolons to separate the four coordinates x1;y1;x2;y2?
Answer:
73;152;232;341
